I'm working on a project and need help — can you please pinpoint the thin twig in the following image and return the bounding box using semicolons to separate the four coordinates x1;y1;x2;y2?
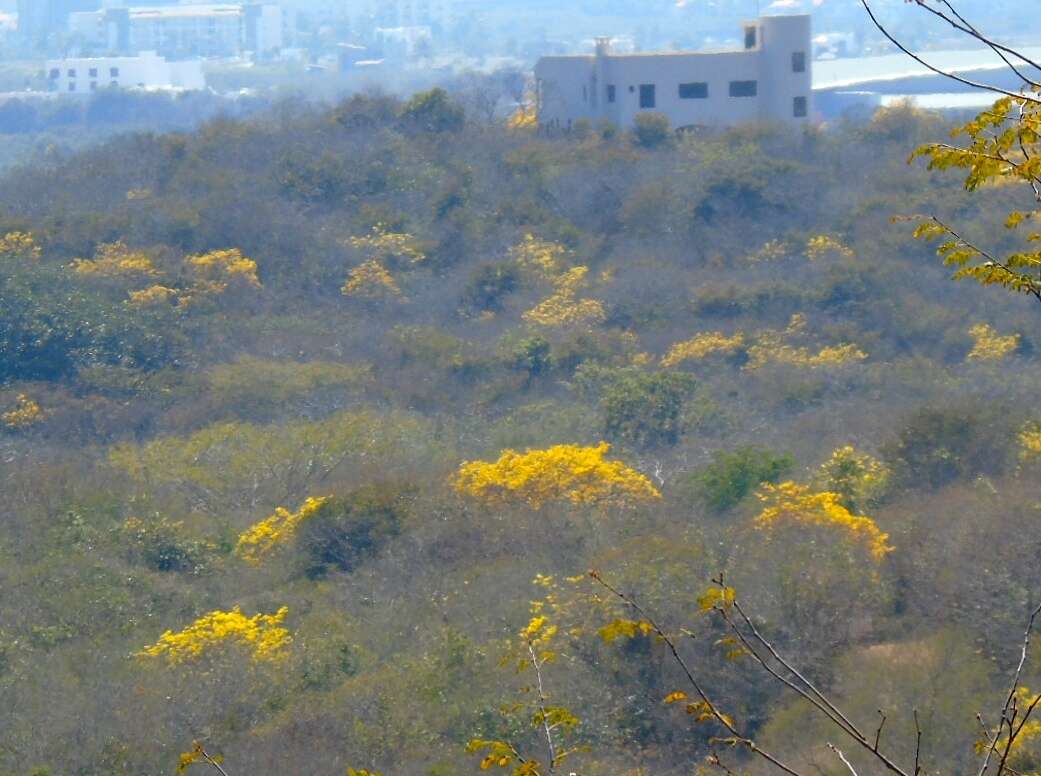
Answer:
860;0;1041;103
925;0;1040;87
828;744;861;776
977;601;1041;776
589;571;806;776
875;711;888;752
527;641;558;771
912;0;1041;76
722;596;912;776
913;709;922;776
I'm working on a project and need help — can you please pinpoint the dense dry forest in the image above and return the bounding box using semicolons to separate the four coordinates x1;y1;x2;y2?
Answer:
2;88;1041;775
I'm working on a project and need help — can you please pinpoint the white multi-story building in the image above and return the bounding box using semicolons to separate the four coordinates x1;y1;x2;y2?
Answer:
46;51;206;92
534;14;812;131
69;4;283;58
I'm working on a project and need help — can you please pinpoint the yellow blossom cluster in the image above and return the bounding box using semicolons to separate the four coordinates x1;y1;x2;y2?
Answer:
507;102;537;130
805;234;855;260
746;239;791;263
509;233;571;278
0;231;41;260
976;687;1041;758
71;241;160;277
454;442;661;509
661;332;746;368
138;606;291;664
1;394;43;430
755;481;893;561
341;259;402;299
522;266;606;327
746;342;868;370
186;248;261;289
744;314;867;370
127;284;178;307
1018;423;1041;462
966;323;1019;361
346;223;425;267
815;445;890;510
235;496;330;563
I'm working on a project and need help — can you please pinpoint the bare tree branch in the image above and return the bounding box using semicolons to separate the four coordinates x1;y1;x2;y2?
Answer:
589;571;807;776
977;601;1041;776
859;0;1041;103
828;743;861;776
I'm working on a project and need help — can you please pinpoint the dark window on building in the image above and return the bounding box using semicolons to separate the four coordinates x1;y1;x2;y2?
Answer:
68;82;76;92
679;82;708;99
744;26;757;49
639;83;656;108
607;84;616;103
628;85;635;93
110;67;120;77
792;51;806;72
48;68;59;79
110;80;119;87
729;80;757;97
89;68;98;77
90;81;97;91
67;69;76;78
793;96;807;117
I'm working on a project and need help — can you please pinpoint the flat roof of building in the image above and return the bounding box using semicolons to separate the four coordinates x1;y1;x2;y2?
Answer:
127;4;245;19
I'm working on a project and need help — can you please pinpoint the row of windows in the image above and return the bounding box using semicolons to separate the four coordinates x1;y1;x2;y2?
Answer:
67;81;121;92
605;83;806;116
622;80;759;108
50;67;121;79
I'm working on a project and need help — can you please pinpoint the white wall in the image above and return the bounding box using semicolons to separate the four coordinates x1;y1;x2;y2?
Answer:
535;14;812;131
46;52;206;93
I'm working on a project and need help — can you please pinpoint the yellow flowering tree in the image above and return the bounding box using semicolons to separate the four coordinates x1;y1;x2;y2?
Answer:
235;496;331;563
755;481;893;562
744;314;867;370
139;606;291;664
966;323;1020;361
127;284;178;307
1;394;43;430
660;332;745;368
522;266;606;328
186;248;261;290
467;577;584;775
1019;422;1041;466
70;241;160;277
510;234;570;278
805;234;855;261
346;223;425;268
342;259;402;299
454;442;660;509
814;445;890;512
0;230;41;260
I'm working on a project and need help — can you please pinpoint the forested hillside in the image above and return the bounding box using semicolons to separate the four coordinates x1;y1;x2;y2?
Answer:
1;91;1040;776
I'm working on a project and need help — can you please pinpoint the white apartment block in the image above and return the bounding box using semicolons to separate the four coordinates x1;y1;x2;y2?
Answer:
46;51;206;92
534;15;812;131
70;4;283;58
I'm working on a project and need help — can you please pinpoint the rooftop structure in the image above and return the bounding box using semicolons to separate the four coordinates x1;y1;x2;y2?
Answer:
534;14;812;131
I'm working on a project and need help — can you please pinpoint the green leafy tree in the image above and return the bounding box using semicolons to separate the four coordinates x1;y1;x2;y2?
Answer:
401;88;465;133
631;112;673;149
679;446;794;514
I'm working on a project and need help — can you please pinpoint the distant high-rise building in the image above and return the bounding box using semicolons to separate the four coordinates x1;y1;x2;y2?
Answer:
17;0;100;40
69;4;284;58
